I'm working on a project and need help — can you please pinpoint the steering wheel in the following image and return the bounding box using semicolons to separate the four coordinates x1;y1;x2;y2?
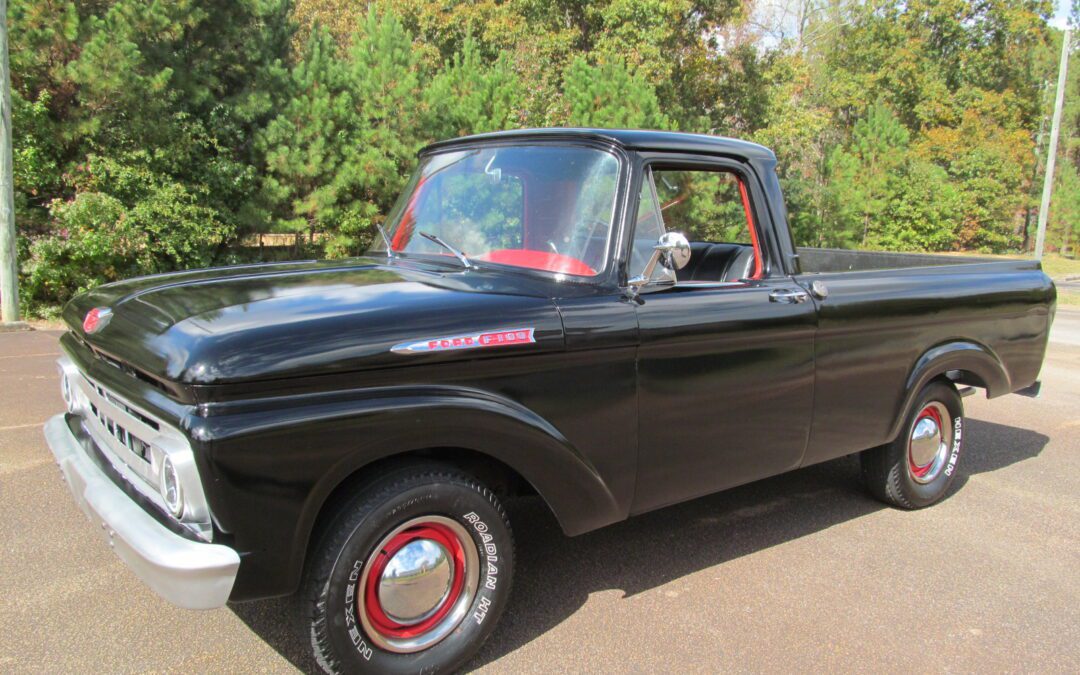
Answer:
572;218;608;255
582;218;607;242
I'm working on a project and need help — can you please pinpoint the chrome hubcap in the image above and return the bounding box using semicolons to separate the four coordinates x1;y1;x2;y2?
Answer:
909;418;941;467
908;401;951;484
378;539;453;624
357;516;479;654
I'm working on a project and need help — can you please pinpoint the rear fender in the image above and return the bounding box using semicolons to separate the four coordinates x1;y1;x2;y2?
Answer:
887;340;1009;441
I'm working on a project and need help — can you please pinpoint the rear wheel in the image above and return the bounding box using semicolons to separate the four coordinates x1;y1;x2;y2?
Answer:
861;380;964;509
301;465;514;674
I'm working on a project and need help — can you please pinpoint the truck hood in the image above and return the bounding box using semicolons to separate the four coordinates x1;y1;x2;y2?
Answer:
62;258;565;386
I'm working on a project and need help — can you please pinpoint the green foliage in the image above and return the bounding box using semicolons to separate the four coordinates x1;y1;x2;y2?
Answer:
21;155;233;313
1050;164;1080;256
562;58;672;129
11;90;61;232
424;38;524;139
259;28;354;239
11;0;289;315
327;8;425;257
763;0;1058;254
877;161;964;252
658;170;750;242
825;103;911;248
23;192;143;316
9;0;1077;312
915;105;1031;251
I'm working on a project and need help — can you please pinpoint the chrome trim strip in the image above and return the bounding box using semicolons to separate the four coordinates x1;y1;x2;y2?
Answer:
44;415;239;609
391;327;536;355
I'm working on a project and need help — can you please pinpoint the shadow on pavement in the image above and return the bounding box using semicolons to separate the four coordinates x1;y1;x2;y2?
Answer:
228;417;1047;673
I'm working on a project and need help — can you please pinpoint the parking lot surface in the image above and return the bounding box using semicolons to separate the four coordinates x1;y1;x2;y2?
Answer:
1;313;1078;673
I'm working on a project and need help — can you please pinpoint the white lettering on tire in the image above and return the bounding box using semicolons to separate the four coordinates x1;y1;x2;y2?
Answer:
944;416;962;477
463;511;499;622
344;560;373;660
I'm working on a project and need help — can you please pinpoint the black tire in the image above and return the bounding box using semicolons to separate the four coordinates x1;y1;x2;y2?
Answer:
300;464;514;674
861;380;964;509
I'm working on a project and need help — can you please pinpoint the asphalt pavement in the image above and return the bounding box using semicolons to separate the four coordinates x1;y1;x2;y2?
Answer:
1055;277;1080;295
1;314;1078;673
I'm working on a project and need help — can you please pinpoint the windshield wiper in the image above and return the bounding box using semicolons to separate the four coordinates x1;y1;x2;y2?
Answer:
375;223;396;259
419;231;473;269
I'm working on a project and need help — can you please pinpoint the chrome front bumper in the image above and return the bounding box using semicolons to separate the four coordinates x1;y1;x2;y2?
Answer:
44;414;240;609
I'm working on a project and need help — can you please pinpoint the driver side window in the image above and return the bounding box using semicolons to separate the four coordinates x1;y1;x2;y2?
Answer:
630;165;763;283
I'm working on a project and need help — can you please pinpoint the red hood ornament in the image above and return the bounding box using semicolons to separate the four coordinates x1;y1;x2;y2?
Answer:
83;307;113;334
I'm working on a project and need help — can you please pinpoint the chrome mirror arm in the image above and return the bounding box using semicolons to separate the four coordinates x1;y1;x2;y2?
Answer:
629;249;667;289
627;232;690;291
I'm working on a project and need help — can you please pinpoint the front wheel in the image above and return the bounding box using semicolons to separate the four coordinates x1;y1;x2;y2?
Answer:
301;465;514;674
861;380;964;509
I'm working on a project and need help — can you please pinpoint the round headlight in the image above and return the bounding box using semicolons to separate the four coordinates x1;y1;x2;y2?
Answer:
159;455;184;517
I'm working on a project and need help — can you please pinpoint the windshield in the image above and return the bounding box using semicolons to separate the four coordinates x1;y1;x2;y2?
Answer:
375;145;620;277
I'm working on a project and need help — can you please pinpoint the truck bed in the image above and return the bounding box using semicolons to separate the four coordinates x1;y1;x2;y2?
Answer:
796;247;1028;274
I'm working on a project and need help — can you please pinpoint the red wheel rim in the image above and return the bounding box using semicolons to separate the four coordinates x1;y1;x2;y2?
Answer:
361;522;468;640
908;401;953;484
909;405;943;477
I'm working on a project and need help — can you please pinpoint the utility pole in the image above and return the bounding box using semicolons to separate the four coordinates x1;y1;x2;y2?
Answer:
1022;79;1053;251
1035;28;1071;262
0;0;25;329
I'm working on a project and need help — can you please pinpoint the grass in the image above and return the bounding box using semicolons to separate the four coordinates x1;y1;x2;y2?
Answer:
1038;253;1080;279
929;251;1080;279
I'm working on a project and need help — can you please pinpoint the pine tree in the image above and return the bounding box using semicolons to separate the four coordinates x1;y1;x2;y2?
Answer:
825;102;910;247
424;37;524;140
561;58;672;130
259;28;354;240
329;8;426;256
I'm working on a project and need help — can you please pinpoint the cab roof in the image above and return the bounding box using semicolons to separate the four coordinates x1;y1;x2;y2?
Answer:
420;128;776;162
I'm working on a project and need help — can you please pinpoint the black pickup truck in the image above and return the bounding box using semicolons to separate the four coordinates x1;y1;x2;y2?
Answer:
46;129;1054;673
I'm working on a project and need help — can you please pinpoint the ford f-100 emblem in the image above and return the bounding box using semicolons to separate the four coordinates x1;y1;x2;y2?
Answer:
391;328;536;355
83;307;113;334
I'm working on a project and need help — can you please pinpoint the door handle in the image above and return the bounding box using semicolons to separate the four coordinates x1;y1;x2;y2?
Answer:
769;288;810;304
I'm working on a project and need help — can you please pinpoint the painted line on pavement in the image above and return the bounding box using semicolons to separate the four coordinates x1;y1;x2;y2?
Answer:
0;422;47;432
0;352;57;360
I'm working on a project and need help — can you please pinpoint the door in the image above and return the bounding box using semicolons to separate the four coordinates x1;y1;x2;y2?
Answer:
630;162;817;514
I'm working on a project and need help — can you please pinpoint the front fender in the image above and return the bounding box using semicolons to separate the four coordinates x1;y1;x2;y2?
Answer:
887;340;1010;442
298;386;623;535
196;385;623;599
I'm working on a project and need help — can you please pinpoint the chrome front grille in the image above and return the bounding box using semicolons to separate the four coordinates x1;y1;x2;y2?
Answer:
74;373;164;492
59;354;214;541
88;392;153;463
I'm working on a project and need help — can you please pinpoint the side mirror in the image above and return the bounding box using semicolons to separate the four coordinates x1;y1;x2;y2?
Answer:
629;232;691;290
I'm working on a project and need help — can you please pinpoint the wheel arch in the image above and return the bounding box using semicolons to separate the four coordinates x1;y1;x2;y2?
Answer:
280;391;624;595
887;339;1009;442
304;447;537;561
